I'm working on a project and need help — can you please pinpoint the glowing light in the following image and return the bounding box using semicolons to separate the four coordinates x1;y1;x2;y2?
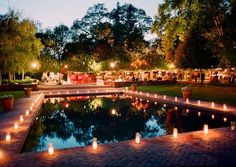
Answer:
92;137;98;150
31;62;37;69
20;115;24;122
211;115;215;119
198;100;201;106
25;110;29;116
87;90;90;93
231;121;235;130
77;90;79;93
163;95;166;99
49;92;52;95
198;112;201;117
155;102;157;105
224;117;227;122
173;128;178;138
147;100;149;103
186;109;189;113
223;104;227;110
48;143;54;156
211;102;215;108
175;97;178;101
111;109;116;115
147;93;149;96
110;62;115;68
6;133;11;142
30;107;33;111
168;63;175;69
155;94;157;98
174;106;178;110
186;98;189;103
135;132;141;144
14;122;19;130
204;124;208;135
163;104;166;107
67;91;69;94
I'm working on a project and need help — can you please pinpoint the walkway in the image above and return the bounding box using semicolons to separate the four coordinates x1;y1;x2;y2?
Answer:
0;88;236;167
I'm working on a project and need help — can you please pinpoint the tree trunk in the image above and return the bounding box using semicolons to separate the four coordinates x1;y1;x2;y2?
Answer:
8;71;13;81
13;72;16;80
22;71;25;80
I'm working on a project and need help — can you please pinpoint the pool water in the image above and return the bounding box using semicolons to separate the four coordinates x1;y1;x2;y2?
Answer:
22;95;232;152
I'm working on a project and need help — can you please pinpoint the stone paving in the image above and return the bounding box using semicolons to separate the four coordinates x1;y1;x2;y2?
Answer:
0;88;236;167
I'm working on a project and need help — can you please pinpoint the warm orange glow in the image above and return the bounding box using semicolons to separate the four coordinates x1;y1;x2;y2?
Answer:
135;133;141;144
175;97;178;101
92;137;98;150
173;128;178;138
204;124;208;134
26;110;29;116
198;100;201;105
14;122;19;130
224;117;227;122
6;133;11;142
20;115;24;122
163;95;166;99
110;62;115;68
223;104;227;110
211;102;215;108
48;143;54;156
111;109;116;115
186;98;189;103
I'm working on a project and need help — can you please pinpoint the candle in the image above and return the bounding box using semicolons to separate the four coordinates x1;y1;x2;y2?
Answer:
20;115;24;122
48;143;54;156
163;95;166;99
135;133;141;144
198;100;201;106
186;98;189;103
111;109;116;115
231;121;235;130
211;102;215;108
173;128;178;138
204;124;208;134
92;137;98;150
175;97;178;101
224;117;227;122
223;104;227;110
6;133;11;142
14;122;19;130
198;112;201;117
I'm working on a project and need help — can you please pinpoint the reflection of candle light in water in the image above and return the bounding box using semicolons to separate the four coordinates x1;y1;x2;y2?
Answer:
111;109;116;115
135;133;141;144
173;128;178;138
204;124;208;134
211;115;215;119
92;137;98;150
224;117;227;122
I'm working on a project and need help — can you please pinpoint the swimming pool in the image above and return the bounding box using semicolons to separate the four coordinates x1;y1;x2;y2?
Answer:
21;94;232;152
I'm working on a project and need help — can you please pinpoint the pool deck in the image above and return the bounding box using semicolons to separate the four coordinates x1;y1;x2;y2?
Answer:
1;88;236;166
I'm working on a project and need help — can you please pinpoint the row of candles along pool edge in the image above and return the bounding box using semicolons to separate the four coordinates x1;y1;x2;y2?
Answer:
47;88;230;111
2;89;236;157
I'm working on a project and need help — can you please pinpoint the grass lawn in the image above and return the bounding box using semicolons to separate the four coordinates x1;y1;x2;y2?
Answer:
0;91;25;112
137;84;236;106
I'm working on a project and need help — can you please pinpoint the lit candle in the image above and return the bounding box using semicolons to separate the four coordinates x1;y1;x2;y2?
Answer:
135;133;141;144
231;121;235;130
25;110;29;116
20;115;24;122
173;128;178;138
211;102;215;108
163;104;167;107
147;93;149;96
175;97;178;101
14;122;19;130
211;115;215;119
147;100;149;103
48;143;54;156
223;104;227;110
198;100;201;106
163;95;166;99
5;133;11;142
92;137;98;150
198;112;201;117
174;106;178;110
155;102;157;105
204;124;208;134
186;109;189;113
224;117;227;122
186;98;189;103
155;94;157;98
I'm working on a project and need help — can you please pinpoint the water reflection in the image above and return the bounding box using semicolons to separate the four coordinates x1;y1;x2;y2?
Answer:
22;95;232;152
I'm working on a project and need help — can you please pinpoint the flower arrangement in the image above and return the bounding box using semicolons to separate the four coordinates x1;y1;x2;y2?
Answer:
1;94;14;99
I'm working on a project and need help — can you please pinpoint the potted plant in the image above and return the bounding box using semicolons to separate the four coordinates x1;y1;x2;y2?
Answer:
181;86;192;99
24;87;33;97
1;95;14;111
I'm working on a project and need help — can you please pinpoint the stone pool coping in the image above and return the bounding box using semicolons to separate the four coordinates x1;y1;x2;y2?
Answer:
0;88;236;166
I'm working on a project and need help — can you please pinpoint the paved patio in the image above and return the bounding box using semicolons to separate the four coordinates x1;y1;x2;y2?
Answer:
0;88;236;166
